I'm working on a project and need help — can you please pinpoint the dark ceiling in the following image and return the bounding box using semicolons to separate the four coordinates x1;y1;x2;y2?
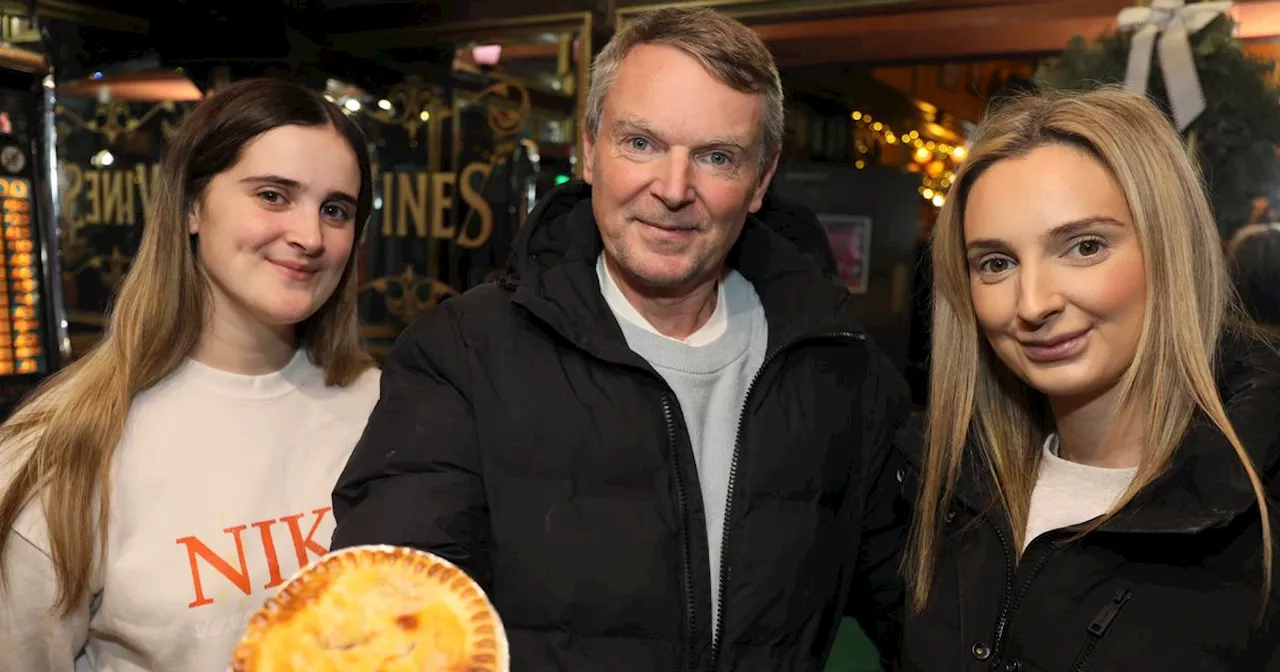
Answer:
50;0;451;34
20;0;455;88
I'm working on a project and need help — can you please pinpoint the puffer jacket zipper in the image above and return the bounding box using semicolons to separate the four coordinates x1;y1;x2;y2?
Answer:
989;526;1060;662
1070;588;1133;672
662;394;697;672
710;330;867;669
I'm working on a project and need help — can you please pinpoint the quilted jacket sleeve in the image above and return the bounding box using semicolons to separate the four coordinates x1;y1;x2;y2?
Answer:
330;305;493;588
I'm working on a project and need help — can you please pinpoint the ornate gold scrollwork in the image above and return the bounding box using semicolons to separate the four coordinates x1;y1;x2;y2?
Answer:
361;265;458;325
56;100;188;146
365;75;454;147
470;76;533;155
455;74;534;235
72;246;132;290
478;79;532;138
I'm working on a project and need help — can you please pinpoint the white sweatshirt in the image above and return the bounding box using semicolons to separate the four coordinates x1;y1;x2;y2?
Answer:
0;350;380;672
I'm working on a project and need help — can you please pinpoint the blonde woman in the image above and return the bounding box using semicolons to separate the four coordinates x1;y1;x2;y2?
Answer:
900;87;1279;670
0;78;380;671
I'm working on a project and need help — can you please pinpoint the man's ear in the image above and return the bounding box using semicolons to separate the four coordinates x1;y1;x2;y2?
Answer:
748;151;780;214
581;130;596;185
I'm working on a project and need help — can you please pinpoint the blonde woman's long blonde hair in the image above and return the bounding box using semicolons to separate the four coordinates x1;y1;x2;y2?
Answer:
908;86;1272;612
0;77;375;615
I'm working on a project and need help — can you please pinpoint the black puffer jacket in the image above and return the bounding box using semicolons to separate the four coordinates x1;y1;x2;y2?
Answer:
332;182;910;671
898;333;1280;671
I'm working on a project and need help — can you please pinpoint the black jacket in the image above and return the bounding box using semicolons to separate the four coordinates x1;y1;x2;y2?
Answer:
898;333;1280;671
331;181;910;671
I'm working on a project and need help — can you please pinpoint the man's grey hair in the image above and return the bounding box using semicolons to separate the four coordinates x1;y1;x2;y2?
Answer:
584;7;785;175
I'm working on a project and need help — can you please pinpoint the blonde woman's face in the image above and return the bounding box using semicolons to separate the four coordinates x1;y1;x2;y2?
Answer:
962;143;1147;403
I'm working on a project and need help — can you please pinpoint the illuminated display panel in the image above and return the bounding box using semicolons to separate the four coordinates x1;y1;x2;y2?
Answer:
0;176;43;375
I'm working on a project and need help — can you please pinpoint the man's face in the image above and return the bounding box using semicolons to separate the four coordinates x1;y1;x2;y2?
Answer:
583;44;777;293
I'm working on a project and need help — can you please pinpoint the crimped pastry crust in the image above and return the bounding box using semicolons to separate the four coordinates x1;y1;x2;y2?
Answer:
231;545;508;671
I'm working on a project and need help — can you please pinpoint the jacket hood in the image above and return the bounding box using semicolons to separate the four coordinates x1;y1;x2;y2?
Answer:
506;180;595;283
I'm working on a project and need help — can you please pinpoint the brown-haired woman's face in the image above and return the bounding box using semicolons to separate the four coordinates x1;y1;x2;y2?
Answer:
962;143;1146;403
188;123;360;332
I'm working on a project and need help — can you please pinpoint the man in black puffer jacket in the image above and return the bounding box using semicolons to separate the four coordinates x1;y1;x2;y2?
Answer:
331;7;909;671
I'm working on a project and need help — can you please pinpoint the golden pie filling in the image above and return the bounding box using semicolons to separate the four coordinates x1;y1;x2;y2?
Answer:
231;545;509;672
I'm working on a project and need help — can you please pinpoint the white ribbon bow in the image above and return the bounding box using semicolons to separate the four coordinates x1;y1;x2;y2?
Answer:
1117;0;1233;131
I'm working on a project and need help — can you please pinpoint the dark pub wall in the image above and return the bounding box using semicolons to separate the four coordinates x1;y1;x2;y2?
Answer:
771;163;921;376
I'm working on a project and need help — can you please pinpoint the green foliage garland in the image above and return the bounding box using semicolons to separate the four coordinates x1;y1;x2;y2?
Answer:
1037;14;1280;238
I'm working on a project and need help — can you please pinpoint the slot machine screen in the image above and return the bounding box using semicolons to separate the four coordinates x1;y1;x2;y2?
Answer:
0;173;46;376
0;65;69;417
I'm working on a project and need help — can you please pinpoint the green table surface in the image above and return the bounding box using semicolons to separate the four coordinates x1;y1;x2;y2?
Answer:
823;619;884;672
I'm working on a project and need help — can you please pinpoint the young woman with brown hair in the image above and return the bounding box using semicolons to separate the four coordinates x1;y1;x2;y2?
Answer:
0;77;380;671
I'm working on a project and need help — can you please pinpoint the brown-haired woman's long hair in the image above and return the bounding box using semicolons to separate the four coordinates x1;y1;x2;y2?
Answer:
907;86;1273;612
0;77;375;614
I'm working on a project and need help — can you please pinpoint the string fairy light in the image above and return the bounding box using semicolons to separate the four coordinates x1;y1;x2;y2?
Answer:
849;109;968;208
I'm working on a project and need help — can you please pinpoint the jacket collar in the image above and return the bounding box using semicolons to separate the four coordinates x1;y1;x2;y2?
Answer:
502;181;866;367
900;332;1280;535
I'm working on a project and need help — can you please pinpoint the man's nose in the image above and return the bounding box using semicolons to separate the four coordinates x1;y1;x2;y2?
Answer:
651;150;695;210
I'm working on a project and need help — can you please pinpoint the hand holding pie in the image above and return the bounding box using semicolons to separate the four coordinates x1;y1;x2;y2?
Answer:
231;545;509;671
